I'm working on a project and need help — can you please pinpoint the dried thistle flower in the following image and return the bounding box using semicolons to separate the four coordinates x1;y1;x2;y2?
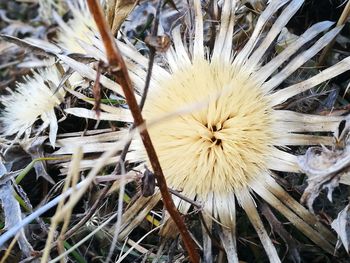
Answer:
0;1;93;148
51;0;350;261
0;67;64;147
55;1;100;54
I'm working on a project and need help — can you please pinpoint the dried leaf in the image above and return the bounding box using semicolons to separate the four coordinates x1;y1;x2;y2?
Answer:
53;130;126;154
163;0;179;11
261;203;301;263
141;166;156;197
92;62;104;118
331;203;350;253
276;27;298;53
0;159;36;259
0;34;95;64
57;54;126;96
0;34;60;57
106;0;138;35
21;137;55;184
298;119;350;212
65;107;133;122
298;146;345;212
51;129;132;174
243;0;266;12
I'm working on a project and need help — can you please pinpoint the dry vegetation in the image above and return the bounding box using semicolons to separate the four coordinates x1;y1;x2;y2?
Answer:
0;0;350;262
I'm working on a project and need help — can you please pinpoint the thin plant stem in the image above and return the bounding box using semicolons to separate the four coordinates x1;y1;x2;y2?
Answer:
63;0;163;244
86;0;200;262
113;0;162;174
318;0;350;65
138;0;162;110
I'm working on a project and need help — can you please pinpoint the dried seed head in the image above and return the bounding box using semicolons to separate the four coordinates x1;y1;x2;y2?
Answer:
143;59;275;196
0;67;64;146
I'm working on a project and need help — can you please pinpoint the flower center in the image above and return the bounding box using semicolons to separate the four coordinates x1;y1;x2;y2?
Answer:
142;59;275;197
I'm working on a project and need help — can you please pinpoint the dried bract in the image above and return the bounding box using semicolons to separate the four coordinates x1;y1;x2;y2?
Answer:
331;203;350;253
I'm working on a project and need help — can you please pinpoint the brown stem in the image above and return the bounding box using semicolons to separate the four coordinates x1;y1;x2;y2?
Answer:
86;1;200;262
112;0;161;175
318;0;350;66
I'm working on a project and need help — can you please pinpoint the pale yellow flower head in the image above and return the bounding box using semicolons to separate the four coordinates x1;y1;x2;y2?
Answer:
143;60;275;196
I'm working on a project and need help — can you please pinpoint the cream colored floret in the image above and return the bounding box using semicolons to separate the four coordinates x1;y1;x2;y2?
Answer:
143;59;275;196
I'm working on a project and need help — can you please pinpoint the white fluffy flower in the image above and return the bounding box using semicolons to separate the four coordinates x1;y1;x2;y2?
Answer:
0;67;64;147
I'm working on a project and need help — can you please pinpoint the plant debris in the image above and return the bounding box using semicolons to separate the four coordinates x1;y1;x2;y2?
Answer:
331;202;350;254
298;118;350;213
